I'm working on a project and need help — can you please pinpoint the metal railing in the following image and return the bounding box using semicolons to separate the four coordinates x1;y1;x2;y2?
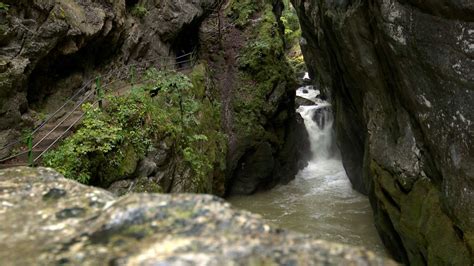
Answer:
0;49;198;166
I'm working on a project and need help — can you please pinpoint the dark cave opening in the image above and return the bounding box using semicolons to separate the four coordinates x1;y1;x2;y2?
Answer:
172;22;201;69
26;36;121;112
125;0;139;9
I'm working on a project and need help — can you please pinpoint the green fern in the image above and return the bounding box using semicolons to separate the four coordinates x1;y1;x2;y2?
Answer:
0;2;9;12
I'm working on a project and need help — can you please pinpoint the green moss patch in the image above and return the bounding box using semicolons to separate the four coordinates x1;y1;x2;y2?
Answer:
232;2;295;143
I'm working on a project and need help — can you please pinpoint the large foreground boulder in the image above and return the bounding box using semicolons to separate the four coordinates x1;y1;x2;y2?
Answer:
0;167;395;265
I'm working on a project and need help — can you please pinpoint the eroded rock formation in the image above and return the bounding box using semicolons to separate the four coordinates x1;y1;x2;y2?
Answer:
292;0;473;263
0;167;396;265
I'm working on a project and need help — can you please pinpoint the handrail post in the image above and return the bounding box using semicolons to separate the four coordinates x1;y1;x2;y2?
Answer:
96;77;103;109
130;66;135;86
27;133;33;167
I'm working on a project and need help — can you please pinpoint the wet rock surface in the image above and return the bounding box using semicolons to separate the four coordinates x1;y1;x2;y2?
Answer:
292;0;474;264
0;167;396;265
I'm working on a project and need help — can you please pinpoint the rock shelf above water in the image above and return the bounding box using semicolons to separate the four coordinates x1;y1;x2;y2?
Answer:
0;167;396;265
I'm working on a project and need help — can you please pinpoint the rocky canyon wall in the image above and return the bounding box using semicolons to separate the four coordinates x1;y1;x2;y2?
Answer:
200;0;309;196
291;0;473;264
0;0;306;195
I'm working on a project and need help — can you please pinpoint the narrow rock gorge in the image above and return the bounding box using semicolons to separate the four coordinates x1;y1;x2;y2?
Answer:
0;0;472;265
292;0;473;264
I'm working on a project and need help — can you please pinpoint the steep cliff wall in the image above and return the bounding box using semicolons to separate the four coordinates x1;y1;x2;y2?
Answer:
292;0;473;264
0;0;126;157
199;0;308;195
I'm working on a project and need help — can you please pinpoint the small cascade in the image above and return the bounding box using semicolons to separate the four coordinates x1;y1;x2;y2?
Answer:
296;85;335;161
298;105;333;160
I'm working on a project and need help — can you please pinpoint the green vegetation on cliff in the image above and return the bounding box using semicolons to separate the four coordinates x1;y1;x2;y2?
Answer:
44;67;226;191
225;0;259;27
281;0;301;47
280;0;305;74
0;2;9;12
228;1;295;142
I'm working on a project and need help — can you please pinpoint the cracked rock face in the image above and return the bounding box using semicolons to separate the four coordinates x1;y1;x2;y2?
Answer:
292;0;473;264
0;167;395;265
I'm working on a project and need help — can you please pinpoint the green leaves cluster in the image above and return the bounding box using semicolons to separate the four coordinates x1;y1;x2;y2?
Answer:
131;4;148;18
226;0;261;27
281;0;301;48
44;69;227;191
0;2;9;12
43;98;148;184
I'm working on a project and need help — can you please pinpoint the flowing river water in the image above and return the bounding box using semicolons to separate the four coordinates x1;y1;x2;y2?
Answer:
229;85;386;255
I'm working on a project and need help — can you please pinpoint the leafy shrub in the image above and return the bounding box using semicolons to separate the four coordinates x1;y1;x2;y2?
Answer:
44;69;226;192
43;105;121;183
0;2;9;12
225;0;262;27
131;4;148;18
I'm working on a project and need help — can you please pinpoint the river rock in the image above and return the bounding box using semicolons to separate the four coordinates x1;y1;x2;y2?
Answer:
292;0;474;264
296;95;316;107
0;167;396;265
229;142;275;195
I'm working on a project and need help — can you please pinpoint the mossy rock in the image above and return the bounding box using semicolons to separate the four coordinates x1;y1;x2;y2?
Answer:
190;63;207;98
371;161;471;265
131;177;163;193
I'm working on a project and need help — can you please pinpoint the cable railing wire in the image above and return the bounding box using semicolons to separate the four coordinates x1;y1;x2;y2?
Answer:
31;91;95;151
34;111;88;163
0;81;92;152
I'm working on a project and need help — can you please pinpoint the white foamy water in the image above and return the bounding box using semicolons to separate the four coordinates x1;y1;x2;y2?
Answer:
296;85;320;103
229;86;385;255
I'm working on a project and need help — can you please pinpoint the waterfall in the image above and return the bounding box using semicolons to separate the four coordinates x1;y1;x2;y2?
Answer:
298;105;334;161
229;82;384;255
296;85;336;162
